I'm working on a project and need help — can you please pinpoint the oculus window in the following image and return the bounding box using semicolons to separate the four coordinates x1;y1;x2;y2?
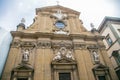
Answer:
55;21;65;29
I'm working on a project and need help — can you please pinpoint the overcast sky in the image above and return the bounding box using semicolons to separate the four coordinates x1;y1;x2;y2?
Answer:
0;0;120;31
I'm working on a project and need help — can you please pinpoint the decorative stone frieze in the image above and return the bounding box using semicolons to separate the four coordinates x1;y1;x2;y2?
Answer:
20;41;36;50
37;41;51;48
87;44;99;49
11;40;21;48
53;46;75;61
12;40;37;50
51;41;73;49
73;43;86;49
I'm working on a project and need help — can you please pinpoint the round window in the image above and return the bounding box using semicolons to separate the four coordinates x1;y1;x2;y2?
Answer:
55;21;65;29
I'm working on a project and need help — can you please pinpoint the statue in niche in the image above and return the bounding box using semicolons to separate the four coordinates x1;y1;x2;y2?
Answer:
22;49;30;62
66;49;74;60
93;51;99;62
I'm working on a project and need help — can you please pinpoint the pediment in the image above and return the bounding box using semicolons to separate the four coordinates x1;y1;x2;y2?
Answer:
13;64;33;71
93;63;109;70
36;5;80;15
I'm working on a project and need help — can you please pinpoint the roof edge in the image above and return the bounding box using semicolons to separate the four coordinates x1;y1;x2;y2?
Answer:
36;5;80;15
98;16;120;33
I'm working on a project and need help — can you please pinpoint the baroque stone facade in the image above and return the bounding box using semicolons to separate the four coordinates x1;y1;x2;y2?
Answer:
1;5;119;80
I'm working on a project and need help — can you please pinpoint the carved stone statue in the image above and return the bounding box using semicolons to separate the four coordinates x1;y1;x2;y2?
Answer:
66;49;74;60
53;51;61;60
53;47;75;60
52;10;67;20
60;47;66;56
53;47;66;60
93;51;99;62
22;49;30;62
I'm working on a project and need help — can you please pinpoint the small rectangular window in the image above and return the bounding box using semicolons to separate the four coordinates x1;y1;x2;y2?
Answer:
106;34;113;46
98;76;106;80
59;72;71;80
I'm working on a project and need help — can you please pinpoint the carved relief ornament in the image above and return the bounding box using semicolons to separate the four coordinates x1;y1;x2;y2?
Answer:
37;41;51;48
53;46;75;61
73;43;86;49
11;40;21;48
51;41;73;49
51;9;67;20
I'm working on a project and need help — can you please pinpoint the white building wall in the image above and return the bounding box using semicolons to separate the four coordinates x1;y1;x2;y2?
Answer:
0;27;12;78
112;23;120;37
101;26;116;49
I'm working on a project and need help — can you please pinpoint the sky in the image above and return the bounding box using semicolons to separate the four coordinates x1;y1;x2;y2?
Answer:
0;0;120;31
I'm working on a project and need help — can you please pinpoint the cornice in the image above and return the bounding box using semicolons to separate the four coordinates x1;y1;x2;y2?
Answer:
36;5;80;15
11;31;104;41
98;16;120;33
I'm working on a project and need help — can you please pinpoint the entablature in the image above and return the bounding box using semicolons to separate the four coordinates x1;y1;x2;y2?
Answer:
11;31;105;49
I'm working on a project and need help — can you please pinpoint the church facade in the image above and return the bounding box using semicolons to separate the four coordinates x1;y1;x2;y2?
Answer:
1;5;119;80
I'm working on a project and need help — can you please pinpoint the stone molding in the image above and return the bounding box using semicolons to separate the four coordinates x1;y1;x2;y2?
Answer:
37;41;51;48
52;41;73;49
73;43;86;49
11;39;105;50
11;39;21;48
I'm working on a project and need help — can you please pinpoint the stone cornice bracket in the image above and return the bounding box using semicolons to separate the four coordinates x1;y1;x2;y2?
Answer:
73;43;86;50
37;41;51;49
87;44;99;50
11;39;21;48
51;41;73;49
20;41;36;50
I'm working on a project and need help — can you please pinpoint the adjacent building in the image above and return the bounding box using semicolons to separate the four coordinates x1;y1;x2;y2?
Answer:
0;27;12;79
98;16;120;80
1;6;119;80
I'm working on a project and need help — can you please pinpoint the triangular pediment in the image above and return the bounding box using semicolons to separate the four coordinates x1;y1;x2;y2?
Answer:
93;63;109;70
36;5;80;15
13;64;33;71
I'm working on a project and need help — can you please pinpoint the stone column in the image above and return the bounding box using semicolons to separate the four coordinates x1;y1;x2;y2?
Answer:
99;48;119;80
